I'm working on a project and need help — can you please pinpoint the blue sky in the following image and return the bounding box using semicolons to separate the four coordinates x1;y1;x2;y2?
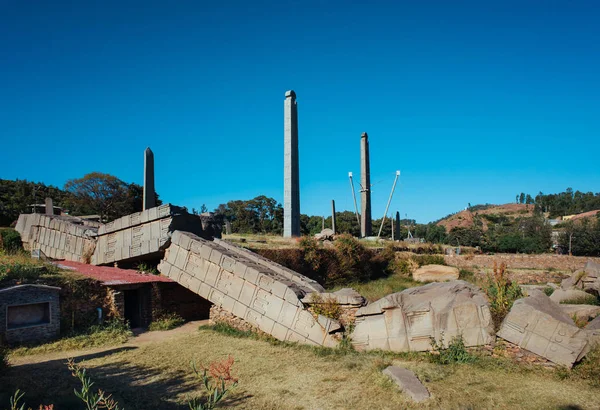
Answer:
1;1;599;223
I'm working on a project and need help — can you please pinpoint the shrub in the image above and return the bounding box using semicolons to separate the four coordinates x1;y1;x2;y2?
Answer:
0;229;23;253
136;262;158;275
483;262;523;330
148;312;185;331
309;294;342;320
429;334;477;365
298;236;322;271
543;286;555;296
560;294;600;306
68;358;123;410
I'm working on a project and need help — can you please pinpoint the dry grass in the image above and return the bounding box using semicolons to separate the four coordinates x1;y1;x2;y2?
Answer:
2;326;598;409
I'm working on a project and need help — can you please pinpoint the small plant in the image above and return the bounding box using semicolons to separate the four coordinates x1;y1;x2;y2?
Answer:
458;268;475;282
149;312;185;331
136;262;158;275
188;356;238;410
429;334;477;365
68;358;123;410
484;262;523;330
309;294;342;321
543;286;555;296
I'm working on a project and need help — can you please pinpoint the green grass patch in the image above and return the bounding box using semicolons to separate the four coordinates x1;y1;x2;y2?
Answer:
10;320;132;357
560;294;600;306
330;273;422;302
148;312;185;331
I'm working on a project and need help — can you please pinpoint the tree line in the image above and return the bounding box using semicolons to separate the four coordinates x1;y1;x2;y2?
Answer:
516;188;600;218
0;174;161;226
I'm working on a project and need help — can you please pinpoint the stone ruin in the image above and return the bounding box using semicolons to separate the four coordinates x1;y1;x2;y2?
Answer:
13;206;600;368
351;281;494;352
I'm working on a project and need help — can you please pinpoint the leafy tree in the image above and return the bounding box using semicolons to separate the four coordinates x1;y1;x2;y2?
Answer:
63;172;160;222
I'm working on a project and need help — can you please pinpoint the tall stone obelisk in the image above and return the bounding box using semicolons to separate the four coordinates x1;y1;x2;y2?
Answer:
284;90;300;237
143;147;156;210
360;132;372;237
395;211;401;241
331;199;337;234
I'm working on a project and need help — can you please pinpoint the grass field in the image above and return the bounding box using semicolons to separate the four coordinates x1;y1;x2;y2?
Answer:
2;325;599;410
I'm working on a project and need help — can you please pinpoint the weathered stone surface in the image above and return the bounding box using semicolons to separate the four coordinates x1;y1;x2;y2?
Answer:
549;288;595;304
586;315;600;330
302;288;366;307
314;228;334;241
15;213;98;263
283;90;300;238
0;284;61;344
412;264;459;283
496;291;591;367
92;204;204;266
561;261;600;296
158;231;338;347
351;281;494;352
143;147;156;210
520;284;551;296
382;366;430;402
559;304;600;322
360;132;372;238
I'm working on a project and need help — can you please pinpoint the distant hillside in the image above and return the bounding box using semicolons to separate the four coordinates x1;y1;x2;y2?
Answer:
437;203;534;231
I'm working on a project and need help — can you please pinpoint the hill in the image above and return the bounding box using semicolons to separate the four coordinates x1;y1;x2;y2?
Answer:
437;203;534;232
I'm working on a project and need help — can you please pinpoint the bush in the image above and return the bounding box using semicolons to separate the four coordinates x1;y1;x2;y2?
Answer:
298;236;322;271
148;312;185;331
0;229;23;253
484;262;523;330
429;334;477;365
309;294;342;320
543;286;555;296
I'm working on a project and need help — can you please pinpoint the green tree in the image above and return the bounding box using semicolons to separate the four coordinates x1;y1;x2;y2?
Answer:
63;172;160;222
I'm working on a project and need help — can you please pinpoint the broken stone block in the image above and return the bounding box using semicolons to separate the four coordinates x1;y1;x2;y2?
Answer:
550;288;596;304
559;304;600;322
301;288;366;307
314;228;334;241
158;231;339;348
382;366;430;402
496;291;590;368
351;281;494;352
586;315;600;331
561;261;600;296
412;264;459;283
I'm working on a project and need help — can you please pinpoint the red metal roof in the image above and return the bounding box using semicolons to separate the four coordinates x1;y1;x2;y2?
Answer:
55;261;173;286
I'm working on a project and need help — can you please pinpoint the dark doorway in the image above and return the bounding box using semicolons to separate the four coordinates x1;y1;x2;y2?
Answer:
124;289;141;328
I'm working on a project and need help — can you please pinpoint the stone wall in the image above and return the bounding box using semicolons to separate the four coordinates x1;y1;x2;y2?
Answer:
445;254;600;272
209;305;261;333
0;285;61;344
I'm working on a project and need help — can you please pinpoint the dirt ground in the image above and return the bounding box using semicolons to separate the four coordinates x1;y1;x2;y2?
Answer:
3;322;600;410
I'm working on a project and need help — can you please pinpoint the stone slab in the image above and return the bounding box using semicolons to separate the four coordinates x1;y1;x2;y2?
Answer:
412;264;459;283
497;291;590;368
382;366;430;402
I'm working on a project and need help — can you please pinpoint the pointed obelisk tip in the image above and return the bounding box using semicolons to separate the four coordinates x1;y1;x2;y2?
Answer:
145;147;153;154
361;132;368;138
285;90;296;99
